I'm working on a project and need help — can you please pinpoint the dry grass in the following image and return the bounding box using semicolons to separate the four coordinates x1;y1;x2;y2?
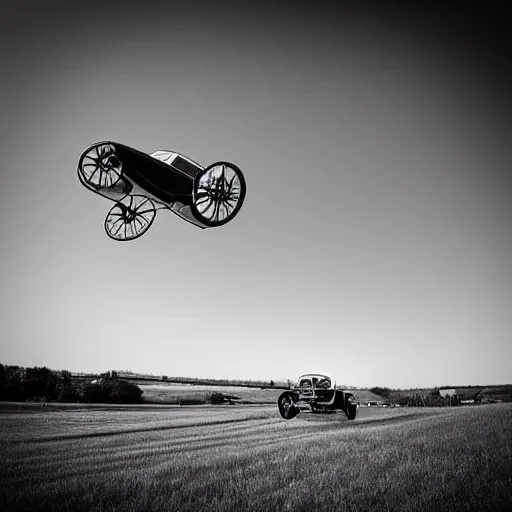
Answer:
1;403;511;511
139;383;284;404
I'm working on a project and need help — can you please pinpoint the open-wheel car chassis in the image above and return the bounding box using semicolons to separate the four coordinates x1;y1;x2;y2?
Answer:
278;374;358;421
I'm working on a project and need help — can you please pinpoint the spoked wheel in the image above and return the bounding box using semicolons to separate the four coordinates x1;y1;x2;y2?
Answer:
78;142;123;189
191;162;246;227
104;195;156;241
345;396;358;420
277;391;300;420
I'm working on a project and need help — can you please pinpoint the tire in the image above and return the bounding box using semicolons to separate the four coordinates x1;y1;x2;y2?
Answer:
277;391;299;420
104;195;156;241
78;142;123;189
345;395;358;420
191;162;246;227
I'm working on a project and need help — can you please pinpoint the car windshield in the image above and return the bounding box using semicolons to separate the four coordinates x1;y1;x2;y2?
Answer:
314;377;331;388
297;376;331;389
171;155;202;178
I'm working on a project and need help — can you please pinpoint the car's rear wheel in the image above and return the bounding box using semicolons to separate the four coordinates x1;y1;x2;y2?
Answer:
345;395;358;420
278;391;299;420
78;142;123;189
191;162;246;227
104;195;156;241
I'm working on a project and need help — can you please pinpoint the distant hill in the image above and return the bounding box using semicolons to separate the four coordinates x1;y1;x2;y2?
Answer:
477;386;512;402
7;365;509;404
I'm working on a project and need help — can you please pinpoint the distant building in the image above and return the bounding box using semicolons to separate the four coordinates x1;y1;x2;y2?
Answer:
439;388;457;398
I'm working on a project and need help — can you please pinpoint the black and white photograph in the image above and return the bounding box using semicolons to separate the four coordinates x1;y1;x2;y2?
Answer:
1;1;510;511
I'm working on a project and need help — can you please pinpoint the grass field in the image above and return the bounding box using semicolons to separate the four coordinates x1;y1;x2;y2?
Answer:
138;383;284;404
1;403;511;511
138;382;384;405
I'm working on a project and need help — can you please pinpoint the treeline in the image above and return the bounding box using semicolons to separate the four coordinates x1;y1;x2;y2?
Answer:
0;365;143;404
368;386;510;406
159;375;285;388
75;372;287;389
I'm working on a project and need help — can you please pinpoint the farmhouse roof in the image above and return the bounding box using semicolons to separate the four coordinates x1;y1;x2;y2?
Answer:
439;388;457;397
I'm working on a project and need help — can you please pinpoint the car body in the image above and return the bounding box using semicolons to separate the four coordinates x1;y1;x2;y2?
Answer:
78;141;246;240
277;374;358;420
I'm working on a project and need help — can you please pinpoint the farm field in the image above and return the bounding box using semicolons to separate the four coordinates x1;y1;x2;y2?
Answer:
138;382;383;405
138;382;284;404
1;403;511;511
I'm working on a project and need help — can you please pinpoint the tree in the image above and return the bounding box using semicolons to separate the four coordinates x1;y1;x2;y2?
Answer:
82;378;143;404
22;367;60;401
370;387;391;399
60;370;72;383
0;365;25;401
108;380;143;403
100;370;119;381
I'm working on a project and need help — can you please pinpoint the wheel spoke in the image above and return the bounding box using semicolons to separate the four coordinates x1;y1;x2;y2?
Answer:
112;219;125;236
227;173;238;191
88;167;100;182
220;165;227;195
200;201;214;217
134;216;146;232
198;197;214;213
195;196;211;207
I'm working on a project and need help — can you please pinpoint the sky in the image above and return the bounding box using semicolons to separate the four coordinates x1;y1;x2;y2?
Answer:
0;1;510;388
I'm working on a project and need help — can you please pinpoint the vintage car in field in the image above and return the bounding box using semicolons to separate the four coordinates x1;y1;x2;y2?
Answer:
78;141;246;240
277;374;358;420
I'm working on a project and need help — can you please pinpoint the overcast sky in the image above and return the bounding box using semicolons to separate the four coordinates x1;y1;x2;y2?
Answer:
0;1;510;388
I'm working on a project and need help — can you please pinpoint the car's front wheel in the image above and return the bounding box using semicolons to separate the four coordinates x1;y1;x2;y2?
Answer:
78;142;123;189
191;162;246;227
345;395;358;420
104;195;156;241
277;391;299;420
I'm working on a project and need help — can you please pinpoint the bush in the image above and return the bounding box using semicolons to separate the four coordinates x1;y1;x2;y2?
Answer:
81;379;143;404
0;364;25;401
22;367;61;401
370;387;391;399
108;380;143;403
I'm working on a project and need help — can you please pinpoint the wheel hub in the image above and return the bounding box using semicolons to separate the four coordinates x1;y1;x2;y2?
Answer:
123;210;136;222
100;155;121;171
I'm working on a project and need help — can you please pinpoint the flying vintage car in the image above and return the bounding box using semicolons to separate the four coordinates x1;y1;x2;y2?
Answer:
77;141;246;241
277;374;358;421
